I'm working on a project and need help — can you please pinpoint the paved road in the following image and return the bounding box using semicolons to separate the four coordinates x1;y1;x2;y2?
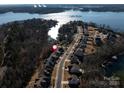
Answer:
55;44;74;87
54;26;83;88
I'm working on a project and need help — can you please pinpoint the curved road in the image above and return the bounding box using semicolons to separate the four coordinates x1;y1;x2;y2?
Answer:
54;26;83;88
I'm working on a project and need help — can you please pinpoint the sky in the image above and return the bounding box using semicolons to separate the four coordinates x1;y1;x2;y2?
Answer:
0;0;124;4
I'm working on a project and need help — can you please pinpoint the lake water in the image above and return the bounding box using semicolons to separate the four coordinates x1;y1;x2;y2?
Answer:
0;10;124;39
0;10;124;77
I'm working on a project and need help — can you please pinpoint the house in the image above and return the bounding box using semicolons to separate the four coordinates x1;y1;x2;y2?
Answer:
51;54;59;60
45;64;53;71
55;51;62;57
45;67;53;73
44;69;51;76
42;75;51;80
40;79;49;88
107;32;117;44
40;75;51;88
58;47;64;53
46;60;55;67
95;37;102;46
79;43;87;49
83;36;88;41
41;75;51;85
45;61;54;70
74;49;84;62
81;39;87;44
40;77;51;88
50;56;56;62
71;56;80;64
51;54;59;61
68;65;82;76
68;75;80;88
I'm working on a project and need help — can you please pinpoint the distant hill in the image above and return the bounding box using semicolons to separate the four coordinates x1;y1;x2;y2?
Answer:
0;4;124;14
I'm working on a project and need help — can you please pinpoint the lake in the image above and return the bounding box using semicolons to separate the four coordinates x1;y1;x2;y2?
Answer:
0;10;124;39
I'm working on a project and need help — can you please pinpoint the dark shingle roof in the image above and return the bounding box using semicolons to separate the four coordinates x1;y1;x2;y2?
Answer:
70;65;81;73
74;49;84;57
68;76;80;88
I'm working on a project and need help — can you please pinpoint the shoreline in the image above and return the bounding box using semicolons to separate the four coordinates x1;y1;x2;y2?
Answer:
1;9;124;15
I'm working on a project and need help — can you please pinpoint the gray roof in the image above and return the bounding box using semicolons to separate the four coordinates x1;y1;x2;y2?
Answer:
79;43;87;48
42;75;51;81
69;76;80;85
46;60;55;66
74;49;84;57
44;70;51;76
71;56;80;64
70;65;81;73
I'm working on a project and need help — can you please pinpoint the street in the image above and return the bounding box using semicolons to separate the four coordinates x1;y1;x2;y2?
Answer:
54;26;83;88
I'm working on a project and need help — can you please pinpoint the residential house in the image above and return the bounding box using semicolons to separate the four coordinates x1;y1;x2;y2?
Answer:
71;56;80;64
68;75;80;88
74;48;84;62
68;64;82;77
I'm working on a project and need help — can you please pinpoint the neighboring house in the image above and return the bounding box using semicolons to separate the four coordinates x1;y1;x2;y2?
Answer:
40;79;49;88
68;75;80;88
46;60;55;67
94;37;102;46
41;75;51;88
81;38;87;44
71;56;81;64
58;47;64;53
68;64;82;77
45;67;53;73
74;48;84;62
51;54;59;61
55;51;62;57
79;43;87;49
107;33;117;44
44;69;51;76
